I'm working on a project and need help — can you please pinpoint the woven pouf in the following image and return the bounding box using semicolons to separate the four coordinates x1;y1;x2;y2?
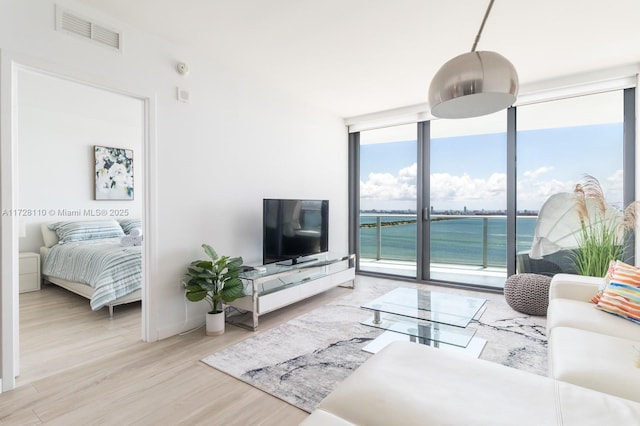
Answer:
504;273;552;316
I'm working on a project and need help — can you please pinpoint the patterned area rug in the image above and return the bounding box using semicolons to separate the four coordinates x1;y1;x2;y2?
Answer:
201;277;547;413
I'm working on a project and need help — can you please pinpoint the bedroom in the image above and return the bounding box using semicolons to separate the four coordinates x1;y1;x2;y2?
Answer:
15;69;145;383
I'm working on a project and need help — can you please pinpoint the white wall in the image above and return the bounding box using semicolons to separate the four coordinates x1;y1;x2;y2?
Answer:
0;0;348;369
17;69;144;253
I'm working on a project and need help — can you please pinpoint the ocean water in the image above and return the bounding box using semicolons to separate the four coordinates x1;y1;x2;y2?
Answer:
360;216;536;267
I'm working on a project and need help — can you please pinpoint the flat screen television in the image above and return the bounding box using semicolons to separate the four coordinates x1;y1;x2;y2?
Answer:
263;198;329;265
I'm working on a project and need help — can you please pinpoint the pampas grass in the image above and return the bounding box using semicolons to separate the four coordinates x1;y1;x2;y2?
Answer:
572;175;639;277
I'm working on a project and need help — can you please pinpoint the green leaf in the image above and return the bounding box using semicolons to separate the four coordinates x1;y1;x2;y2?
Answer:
184;284;203;292
202;244;218;262
227;256;243;270
189;260;213;270
185;289;207;302
220;277;245;302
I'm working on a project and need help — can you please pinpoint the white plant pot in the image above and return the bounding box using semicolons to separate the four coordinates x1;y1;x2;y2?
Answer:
206;311;225;336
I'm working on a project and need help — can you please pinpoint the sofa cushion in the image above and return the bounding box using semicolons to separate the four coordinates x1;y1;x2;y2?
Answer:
547;298;640;341
549;326;640;403
301;341;640;426
548;273;603;302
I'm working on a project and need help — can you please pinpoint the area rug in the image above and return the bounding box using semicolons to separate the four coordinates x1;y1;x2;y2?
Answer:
201;277;548;413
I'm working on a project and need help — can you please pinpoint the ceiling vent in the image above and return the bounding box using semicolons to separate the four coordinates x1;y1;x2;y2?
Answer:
55;6;122;52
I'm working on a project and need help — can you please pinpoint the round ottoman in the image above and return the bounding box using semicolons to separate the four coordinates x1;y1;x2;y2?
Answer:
504;273;552;316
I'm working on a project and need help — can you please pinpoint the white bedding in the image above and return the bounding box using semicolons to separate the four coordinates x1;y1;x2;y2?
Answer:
42;237;142;311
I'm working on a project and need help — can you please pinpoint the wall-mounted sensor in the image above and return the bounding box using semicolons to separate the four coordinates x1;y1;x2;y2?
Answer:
176;62;189;75
177;87;190;103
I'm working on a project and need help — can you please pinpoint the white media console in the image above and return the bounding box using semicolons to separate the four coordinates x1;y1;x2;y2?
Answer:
227;253;356;330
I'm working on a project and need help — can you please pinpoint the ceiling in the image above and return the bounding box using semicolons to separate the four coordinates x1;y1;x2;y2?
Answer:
78;0;640;118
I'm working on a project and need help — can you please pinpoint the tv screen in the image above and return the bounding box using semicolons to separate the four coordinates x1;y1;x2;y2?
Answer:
263;199;329;265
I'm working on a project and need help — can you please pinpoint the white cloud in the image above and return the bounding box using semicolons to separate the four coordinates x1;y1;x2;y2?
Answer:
516;169;625;211
360;162;417;203
360;170;416;201
523;166;554;179
429;172;507;210
603;169;624;208
361;163;509;210
516;178;572;210
517;166;572;210
360;164;625;212
398;163;416;184
606;169;624;191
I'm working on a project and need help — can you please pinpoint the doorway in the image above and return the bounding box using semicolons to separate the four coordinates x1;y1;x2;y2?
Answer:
3;62;150;389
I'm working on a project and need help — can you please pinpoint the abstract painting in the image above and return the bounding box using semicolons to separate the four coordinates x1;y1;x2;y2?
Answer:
94;145;134;200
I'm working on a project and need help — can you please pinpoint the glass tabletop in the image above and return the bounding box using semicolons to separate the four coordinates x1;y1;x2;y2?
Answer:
361;316;477;348
239;252;353;280
361;287;487;328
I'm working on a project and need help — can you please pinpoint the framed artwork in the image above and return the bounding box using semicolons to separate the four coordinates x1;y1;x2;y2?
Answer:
94;145;134;200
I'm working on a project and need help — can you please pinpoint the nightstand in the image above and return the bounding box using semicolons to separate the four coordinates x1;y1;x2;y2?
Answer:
19;252;41;293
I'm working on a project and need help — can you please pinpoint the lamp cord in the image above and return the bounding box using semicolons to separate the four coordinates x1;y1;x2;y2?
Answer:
471;0;495;52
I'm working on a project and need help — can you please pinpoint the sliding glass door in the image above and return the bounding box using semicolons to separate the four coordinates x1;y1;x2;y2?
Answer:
352;88;633;290
429;111;508;287
358;124;417;278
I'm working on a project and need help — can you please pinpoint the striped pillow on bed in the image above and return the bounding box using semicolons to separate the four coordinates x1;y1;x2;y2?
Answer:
119;218;142;234
48;220;124;244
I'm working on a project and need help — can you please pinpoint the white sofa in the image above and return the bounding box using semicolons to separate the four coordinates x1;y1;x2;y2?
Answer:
547;273;640;403
301;274;640;425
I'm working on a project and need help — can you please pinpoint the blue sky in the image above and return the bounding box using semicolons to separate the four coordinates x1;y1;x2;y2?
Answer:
360;123;623;212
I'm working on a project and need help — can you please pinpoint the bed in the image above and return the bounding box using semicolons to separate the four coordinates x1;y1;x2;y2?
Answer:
39;219;143;318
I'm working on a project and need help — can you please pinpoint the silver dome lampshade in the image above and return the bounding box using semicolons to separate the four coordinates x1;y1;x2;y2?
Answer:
428;50;518;119
428;0;518;119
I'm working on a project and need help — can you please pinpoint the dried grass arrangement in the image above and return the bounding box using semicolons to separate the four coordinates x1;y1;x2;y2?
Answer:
572;175;639;276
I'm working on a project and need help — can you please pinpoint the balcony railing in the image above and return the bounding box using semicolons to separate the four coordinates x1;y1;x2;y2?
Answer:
359;213;537;271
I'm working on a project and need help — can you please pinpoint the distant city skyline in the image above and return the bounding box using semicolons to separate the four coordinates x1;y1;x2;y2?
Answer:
360;208;540;216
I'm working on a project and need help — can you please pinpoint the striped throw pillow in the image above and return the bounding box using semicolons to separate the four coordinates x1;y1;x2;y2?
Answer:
48;220;124;244
595;260;640;324
590;259;617;304
119;218;142;234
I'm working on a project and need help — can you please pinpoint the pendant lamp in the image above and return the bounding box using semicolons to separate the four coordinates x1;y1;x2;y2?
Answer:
428;0;518;119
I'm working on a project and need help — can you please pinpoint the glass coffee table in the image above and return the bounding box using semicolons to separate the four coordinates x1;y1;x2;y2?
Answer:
360;287;487;357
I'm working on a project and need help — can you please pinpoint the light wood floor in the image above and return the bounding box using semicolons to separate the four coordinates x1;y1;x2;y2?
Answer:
3;279;363;425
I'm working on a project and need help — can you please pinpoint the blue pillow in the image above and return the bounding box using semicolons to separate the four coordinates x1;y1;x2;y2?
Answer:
48;220;124;244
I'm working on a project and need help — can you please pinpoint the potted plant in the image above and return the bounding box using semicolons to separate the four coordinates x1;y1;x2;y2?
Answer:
572;175;639;276
184;243;245;335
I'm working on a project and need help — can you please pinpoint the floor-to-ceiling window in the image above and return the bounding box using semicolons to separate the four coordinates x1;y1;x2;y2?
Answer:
358;124;417;278
352;87;634;289
429;111;508;287
515;91;625;276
